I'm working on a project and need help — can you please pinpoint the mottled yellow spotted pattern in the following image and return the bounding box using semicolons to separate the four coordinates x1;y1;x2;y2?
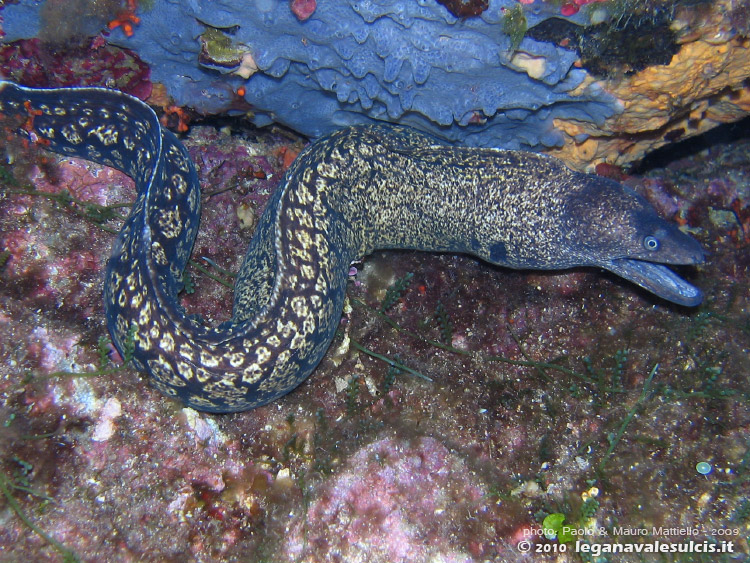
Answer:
0;80;703;412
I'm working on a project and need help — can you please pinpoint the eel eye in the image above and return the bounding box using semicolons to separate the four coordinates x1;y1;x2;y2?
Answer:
643;235;660;251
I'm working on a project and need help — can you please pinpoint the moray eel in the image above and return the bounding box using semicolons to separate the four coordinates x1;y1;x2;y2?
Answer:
0;81;704;413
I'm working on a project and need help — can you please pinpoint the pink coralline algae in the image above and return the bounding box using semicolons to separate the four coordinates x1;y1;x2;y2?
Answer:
0;158;128;323
284;436;494;562
26;157;132;206
518;0;607;16
0;37;151;99
27;326;81;374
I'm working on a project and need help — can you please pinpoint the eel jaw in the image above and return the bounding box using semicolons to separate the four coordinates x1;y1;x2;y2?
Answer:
603;258;703;307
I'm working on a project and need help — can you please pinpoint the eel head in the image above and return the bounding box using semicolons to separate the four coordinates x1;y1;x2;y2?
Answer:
563;175;705;307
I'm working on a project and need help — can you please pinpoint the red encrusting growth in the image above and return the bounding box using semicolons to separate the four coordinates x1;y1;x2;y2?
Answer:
21;100;42;133
107;0;141;38
160;105;191;133
290;0;317;21
19;100;50;147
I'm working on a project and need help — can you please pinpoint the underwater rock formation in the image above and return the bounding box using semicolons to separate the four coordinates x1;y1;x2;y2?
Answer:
549;0;750;169
1;0;616;154
1;0;749;165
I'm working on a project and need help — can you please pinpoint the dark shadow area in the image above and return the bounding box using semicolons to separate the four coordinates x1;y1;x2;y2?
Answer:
191;113;305;144
633;114;750;173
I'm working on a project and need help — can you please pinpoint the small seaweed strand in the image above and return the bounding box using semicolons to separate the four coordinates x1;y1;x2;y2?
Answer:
350;296;603;388
506;321;552;382
349;338;431;382
598;363;659;471
189;260;235;289
0;470;80;562
381;361;401;395
379;272;414;313
199;257;239;278
6;187;129;233
434;302;453;344
345;374;360;416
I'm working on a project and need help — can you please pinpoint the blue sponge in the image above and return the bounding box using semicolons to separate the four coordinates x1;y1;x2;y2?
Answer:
0;0;619;150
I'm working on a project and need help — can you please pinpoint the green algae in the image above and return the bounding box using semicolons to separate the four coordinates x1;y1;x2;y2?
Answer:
434;301;454;344
379;271;414;313
501;4;527;52
598;363;657;472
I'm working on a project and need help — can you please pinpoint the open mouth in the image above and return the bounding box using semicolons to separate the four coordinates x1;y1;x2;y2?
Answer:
604;258;703;307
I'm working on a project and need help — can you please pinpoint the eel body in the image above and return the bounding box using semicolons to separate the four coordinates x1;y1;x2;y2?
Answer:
0;81;704;413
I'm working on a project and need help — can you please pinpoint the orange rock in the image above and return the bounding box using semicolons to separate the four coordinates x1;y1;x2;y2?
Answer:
549;0;750;170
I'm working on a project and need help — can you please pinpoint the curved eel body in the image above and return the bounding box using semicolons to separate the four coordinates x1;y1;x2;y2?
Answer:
0;81;704;413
